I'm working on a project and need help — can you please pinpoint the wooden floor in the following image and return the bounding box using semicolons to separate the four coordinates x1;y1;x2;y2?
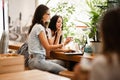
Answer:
0;70;70;80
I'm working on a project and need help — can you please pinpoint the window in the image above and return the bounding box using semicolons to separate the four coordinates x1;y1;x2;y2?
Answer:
38;0;90;26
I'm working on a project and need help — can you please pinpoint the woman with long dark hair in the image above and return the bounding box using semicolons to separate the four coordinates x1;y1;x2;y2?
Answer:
45;15;72;58
48;15;72;47
48;15;63;44
28;4;67;74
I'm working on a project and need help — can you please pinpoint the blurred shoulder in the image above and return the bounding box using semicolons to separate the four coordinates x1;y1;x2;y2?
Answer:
34;24;44;29
92;55;107;67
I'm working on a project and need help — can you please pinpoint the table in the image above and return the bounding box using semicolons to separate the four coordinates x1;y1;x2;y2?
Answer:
50;51;94;71
0;70;70;80
9;41;23;50
0;54;24;74
50;51;94;62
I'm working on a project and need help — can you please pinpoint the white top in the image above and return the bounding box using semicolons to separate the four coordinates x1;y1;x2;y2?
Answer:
46;28;52;39
90;54;120;80
46;28;57;44
28;24;46;55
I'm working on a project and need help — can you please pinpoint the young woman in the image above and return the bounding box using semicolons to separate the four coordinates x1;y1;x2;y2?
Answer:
45;15;73;57
90;8;120;80
28;4;67;74
48;15;63;45
48;15;72;45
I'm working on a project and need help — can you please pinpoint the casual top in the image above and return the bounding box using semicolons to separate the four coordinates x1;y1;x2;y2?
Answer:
90;54;120;80
46;28;57;44
46;28;52;39
28;24;46;55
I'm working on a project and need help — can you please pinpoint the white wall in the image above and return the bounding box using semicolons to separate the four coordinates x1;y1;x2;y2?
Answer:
8;0;36;27
0;0;3;38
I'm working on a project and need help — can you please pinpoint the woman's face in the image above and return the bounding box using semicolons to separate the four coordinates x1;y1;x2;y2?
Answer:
56;17;62;30
42;10;50;22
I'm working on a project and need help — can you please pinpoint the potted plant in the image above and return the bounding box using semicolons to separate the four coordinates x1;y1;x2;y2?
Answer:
78;0;107;53
80;0;107;42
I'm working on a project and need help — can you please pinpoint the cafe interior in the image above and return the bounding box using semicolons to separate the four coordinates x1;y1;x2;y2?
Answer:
0;0;120;80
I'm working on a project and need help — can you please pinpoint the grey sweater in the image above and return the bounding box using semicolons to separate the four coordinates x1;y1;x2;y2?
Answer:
90;54;120;80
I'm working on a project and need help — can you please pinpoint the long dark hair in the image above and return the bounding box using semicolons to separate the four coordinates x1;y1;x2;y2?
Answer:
28;4;49;34
48;15;63;44
101;8;120;62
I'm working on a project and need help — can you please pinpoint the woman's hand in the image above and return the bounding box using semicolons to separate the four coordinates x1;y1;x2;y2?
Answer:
56;28;62;36
64;37;73;45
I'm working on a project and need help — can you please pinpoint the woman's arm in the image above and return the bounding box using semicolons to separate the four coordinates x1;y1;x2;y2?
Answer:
64;37;73;45
48;38;54;45
48;29;62;45
54;29;62;45
46;28;54;45
39;31;63;51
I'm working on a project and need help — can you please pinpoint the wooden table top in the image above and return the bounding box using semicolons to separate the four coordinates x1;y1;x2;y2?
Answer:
0;70;70;80
50;52;94;62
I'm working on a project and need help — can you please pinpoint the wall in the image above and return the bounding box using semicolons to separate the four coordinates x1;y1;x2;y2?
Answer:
8;0;36;42
8;0;36;27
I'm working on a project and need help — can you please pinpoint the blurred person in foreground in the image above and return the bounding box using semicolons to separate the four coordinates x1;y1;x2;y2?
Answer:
72;8;120;80
90;8;120;80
